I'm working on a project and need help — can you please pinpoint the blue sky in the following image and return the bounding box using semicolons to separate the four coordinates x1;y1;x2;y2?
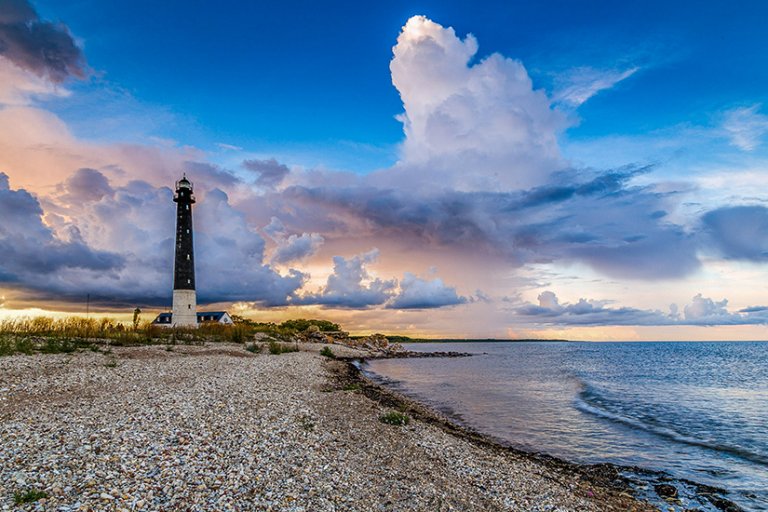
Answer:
3;0;768;339
36;0;768;171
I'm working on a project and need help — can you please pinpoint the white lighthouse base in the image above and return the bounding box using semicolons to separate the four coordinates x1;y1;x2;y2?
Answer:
172;289;198;327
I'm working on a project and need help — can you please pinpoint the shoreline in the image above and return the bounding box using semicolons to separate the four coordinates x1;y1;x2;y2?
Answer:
1;342;655;511
350;353;745;512
334;357;652;508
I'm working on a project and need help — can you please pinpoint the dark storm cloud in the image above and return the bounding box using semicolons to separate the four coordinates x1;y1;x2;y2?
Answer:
701;205;768;261
0;0;85;82
0;173;124;288
0;171;305;308
282;165;700;280
243;158;290;189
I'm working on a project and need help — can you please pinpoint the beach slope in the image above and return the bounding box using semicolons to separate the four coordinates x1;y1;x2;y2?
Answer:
0;344;653;511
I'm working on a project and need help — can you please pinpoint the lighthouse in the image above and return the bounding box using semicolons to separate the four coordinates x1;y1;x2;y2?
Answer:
171;175;198;327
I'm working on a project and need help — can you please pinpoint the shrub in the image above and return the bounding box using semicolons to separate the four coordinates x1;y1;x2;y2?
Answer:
39;338;77;354
15;337;35;355
268;341;299;355
319;346;336;359
279;319;341;332
245;342;261;354
379;411;410;426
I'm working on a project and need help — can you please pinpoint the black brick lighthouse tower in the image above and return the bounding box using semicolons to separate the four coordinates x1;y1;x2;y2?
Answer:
171;175;198;327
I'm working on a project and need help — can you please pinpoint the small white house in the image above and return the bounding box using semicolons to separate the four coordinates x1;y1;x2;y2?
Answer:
152;311;234;327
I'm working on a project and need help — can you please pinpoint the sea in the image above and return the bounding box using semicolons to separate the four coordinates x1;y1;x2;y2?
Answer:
362;341;768;511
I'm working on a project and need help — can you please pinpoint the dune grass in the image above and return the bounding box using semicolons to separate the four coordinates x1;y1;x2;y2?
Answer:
0;316;342;357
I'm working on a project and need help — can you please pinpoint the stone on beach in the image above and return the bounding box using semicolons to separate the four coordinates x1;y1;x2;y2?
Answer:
0;343;652;511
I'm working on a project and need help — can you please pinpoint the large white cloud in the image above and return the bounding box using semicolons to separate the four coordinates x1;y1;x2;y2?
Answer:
388;272;466;309
385;15;567;192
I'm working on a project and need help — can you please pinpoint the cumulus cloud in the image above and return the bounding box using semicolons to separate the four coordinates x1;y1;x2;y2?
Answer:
295;249;396;308
3;10;766;330
263;216;324;265
0;169;306;307
722;105;768;151
515;291;768;326
62;168;114;202
0;0;85;83
388;272;466;309
243;158;290;189
553;66;639;107
387;15;566;191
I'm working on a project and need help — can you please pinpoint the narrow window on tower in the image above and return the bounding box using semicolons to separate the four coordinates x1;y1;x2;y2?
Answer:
186;205;189;210
187;279;191;284
187;254;190;260
186;229;190;233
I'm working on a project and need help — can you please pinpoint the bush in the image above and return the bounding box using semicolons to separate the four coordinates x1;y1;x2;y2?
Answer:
379;411;410;426
245;342;261;354
39;337;77;354
279;319;341;332
268;341;299;355
319;346;336;359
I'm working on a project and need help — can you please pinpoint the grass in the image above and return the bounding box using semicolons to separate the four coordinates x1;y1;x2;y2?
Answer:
342;383;361;391
379;411;410;426
268;341;299;355
0;316;349;357
13;489;48;504
319;346;336;359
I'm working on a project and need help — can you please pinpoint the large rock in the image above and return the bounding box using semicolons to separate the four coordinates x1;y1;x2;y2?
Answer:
654;483;678;500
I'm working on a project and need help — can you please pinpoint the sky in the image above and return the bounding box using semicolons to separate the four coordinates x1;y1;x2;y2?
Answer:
2;0;768;340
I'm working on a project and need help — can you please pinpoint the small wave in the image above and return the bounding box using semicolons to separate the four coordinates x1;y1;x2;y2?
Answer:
575;382;768;467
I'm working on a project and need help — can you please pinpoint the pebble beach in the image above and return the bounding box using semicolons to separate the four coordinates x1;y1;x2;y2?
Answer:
0;343;654;511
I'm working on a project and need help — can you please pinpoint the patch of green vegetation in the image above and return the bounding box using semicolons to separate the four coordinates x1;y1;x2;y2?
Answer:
245;342;261;354
39;337;77;354
342;383;360;392
0;336;15;356
297;414;315;431
13;489;48;504
379;411;410;426
319;346;336;359
268;341;299;355
279;319;341;332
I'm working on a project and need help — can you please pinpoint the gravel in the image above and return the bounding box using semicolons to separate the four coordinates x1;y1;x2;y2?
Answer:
0;343;655;511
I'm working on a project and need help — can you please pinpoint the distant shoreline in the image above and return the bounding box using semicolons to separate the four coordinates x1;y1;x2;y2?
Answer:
358;336;572;343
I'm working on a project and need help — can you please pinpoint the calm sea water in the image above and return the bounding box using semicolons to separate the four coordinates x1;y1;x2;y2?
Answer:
363;341;768;511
